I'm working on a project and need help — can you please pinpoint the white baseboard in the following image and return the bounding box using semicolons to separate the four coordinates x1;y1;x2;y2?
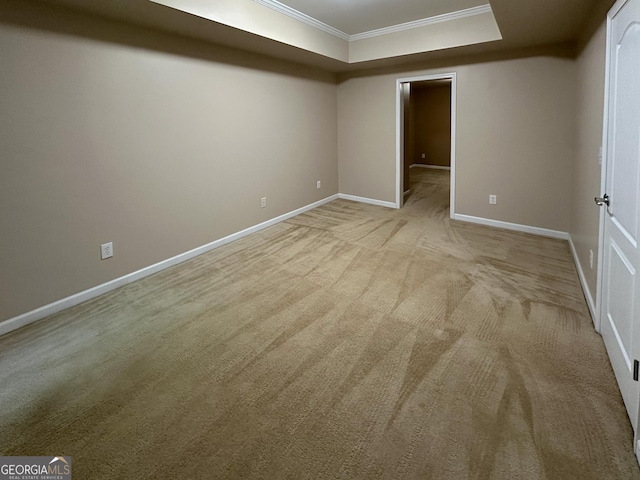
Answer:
409;164;451;170
452;214;569;240
568;235;598;325
338;194;397;209
0;194;340;337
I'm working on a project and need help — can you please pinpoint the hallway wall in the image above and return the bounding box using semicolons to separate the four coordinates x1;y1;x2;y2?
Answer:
412;83;452;168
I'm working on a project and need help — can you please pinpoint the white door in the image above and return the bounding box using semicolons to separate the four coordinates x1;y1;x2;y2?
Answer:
599;0;640;432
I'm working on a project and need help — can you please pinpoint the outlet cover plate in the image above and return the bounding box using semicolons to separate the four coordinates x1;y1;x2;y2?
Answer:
101;242;113;260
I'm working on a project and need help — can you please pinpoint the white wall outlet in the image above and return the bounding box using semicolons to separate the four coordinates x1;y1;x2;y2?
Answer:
261;197;267;208
489;195;497;205
101;242;113;260
589;249;594;270
422;153;426;159
317;180;321;189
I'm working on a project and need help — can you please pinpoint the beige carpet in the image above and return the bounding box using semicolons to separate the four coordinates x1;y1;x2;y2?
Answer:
1;168;638;479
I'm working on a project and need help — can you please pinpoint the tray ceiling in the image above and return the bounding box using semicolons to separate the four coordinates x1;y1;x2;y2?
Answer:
277;0;488;35
11;0;613;72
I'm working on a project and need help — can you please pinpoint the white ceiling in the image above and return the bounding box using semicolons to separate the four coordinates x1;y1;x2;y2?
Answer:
276;0;488;35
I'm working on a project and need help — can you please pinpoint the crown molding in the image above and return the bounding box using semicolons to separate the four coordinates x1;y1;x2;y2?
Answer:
251;0;350;40
350;5;493;41
251;1;493;42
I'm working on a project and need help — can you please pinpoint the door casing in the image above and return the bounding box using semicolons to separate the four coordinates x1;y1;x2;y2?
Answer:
395;73;457;212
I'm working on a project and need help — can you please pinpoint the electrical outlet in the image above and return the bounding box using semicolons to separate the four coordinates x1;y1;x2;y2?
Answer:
317;180;321;189
589;249;594;270
101;242;113;260
422;153;426;159
489;195;497;205
261;197;267;208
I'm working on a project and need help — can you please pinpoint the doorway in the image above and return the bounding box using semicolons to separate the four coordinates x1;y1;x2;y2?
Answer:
395;73;457;212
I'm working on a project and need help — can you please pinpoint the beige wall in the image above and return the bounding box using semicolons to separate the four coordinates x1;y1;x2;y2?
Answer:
0;15;338;322
412;84;451;167
338;56;576;231
570;22;607;302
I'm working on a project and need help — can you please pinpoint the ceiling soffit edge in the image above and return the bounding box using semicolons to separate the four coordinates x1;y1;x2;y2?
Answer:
351;5;493;40
251;0;349;40
251;0;494;42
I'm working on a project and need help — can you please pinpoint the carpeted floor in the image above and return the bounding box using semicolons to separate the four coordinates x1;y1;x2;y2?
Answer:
1;168;639;479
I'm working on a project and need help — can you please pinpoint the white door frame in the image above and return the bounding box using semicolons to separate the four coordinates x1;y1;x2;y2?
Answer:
395;72;457;213
594;0;617;336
